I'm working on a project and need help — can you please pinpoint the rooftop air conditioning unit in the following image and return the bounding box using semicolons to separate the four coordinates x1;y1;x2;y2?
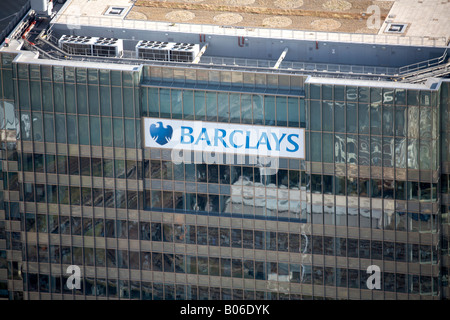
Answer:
169;42;200;63
92;37;123;57
135;40;174;61
58;35;97;56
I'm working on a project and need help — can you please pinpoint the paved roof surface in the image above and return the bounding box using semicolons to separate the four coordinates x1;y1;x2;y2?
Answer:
53;0;448;47
127;0;392;34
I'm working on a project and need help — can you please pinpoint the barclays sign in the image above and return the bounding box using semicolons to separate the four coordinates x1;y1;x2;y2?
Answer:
143;118;305;160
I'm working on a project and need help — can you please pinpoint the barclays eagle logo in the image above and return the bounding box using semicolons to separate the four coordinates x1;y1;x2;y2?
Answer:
150;121;173;146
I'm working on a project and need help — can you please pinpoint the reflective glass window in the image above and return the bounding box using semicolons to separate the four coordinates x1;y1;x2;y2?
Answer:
253;94;264;125
160;88;170;118
276;96;287;127
43;113;55;142
195;91;206;121
359;103;369;134
322;101;333;132
220;228;230;247
346;103;357;133
32;112;43;141
183;90;194;120
264;96;276;126
217;92;229;123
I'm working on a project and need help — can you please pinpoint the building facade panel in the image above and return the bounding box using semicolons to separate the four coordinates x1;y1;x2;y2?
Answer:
0;53;447;299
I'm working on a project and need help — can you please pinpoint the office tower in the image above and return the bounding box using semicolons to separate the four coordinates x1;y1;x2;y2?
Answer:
0;0;449;300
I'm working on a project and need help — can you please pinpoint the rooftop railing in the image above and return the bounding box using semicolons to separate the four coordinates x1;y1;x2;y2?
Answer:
200;56;399;76
398;48;448;75
41;32;396;80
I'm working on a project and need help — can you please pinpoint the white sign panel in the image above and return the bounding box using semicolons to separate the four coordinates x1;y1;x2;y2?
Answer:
143;117;305;159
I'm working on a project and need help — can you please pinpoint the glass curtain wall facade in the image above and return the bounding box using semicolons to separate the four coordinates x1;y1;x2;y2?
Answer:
304;79;441;299
440;81;450;299
0;50;447;300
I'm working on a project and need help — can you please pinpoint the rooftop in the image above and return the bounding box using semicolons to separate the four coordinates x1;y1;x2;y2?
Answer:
53;0;449;46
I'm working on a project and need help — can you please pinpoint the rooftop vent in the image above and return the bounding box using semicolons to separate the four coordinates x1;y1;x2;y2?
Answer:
169;42;200;63
58;35;123;57
135;40;174;61
58;35;97;56
384;23;408;34
136;41;200;62
104;6;127;16
92;37;123;57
